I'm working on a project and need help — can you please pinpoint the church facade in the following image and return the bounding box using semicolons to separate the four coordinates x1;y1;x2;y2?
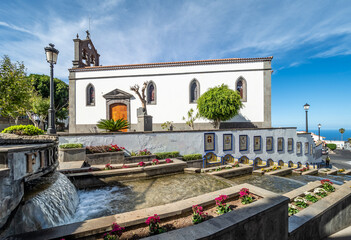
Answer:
69;34;273;133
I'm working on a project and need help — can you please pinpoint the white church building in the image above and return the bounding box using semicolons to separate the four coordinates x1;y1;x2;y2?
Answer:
68;33;272;133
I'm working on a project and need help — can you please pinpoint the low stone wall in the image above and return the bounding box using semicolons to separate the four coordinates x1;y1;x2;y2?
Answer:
184;159;203;168
206;165;253;178
288;182;350;240
10;184;289;240
65;159;187;188
124;154;156;163
85;151;124;165
266;168;292;176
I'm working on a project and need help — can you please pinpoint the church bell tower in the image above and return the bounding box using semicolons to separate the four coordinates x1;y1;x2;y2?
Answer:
72;30;100;68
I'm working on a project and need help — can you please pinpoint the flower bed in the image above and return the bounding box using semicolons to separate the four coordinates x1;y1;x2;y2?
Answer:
101;189;260;239
288;179;335;216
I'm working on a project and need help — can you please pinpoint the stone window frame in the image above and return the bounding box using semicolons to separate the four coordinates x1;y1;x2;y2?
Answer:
189;78;200;104
235;76;247;102
86;83;95;106
146;81;157;105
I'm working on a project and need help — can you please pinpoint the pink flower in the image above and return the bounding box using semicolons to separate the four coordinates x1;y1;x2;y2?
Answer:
138;161;145;167
152;159;159;165
165;158;172;163
215;195;228;206
122;165;129;168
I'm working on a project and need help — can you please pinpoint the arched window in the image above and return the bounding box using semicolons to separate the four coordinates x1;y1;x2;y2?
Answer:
147;81;156;104
235;77;247;102
86;84;95;106
189;79;200;103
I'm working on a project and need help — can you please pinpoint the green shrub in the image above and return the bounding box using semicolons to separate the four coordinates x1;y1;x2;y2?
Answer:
326;143;337;151
182;154;202;161
1;125;44;135
97;118;129;132
59;143;83;149
155;151;180;159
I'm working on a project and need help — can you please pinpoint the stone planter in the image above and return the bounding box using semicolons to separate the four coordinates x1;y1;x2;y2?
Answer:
124;154;156;163
58;148;86;162
85;151;124;165
183;159;203;168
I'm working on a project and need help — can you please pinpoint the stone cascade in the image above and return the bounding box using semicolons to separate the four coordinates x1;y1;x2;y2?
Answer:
11;172;79;235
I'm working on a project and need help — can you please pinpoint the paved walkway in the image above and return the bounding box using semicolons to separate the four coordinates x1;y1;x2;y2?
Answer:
325;225;351;239
322;149;351;170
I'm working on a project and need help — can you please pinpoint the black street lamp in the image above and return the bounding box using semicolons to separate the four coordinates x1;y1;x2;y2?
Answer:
44;43;59;134
304;103;310;133
318;123;321;141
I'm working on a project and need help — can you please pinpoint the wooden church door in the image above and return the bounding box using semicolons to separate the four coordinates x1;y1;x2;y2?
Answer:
110;103;128;132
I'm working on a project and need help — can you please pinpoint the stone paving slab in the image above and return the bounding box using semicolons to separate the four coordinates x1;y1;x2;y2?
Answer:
337;169;351;175
207;165;253;178
184;167;201;173
319;168;338;176
10;183;276;240
58;161;85;171
266;168;292;176
302;169;319;175
325;224;351;239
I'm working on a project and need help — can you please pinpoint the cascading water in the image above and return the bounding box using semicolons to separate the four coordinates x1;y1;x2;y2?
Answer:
12;172;79;235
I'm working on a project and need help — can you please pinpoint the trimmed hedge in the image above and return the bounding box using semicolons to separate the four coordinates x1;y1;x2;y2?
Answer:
155;151;180;159
182;154;202;161
1;125;44;135
326;143;337;151
59;143;84;149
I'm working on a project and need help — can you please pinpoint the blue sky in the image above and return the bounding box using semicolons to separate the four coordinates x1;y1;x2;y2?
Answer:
0;0;350;130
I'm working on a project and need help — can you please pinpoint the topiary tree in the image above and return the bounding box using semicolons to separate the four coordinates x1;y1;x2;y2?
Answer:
197;84;243;128
339;128;345;141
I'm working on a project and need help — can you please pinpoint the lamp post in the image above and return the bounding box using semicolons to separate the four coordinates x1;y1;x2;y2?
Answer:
318;123;321;141
44;43;59;134
304;103;310;133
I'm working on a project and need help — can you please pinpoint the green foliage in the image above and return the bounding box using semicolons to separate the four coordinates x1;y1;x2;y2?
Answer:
339;128;346;141
326;143;337;151
182;108;200;130
155;151;180;159
161;121;174;131
348;138;351;144
97;119;129;132
288;206;299;216
304;194;319;203
182;154;202;161
59;143;83;149
26;94;50;129
1;125;44;135
0;55;33;122
197;84;243;128
28;74;69;121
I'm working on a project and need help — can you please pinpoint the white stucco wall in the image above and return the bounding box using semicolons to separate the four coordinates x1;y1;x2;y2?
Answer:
59;128;319;165
73;61;266;125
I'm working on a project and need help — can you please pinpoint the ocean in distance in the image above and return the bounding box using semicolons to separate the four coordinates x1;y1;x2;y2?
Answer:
301;129;351;141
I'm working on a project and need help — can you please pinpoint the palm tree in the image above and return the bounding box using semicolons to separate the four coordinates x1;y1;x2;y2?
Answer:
339;128;345;141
